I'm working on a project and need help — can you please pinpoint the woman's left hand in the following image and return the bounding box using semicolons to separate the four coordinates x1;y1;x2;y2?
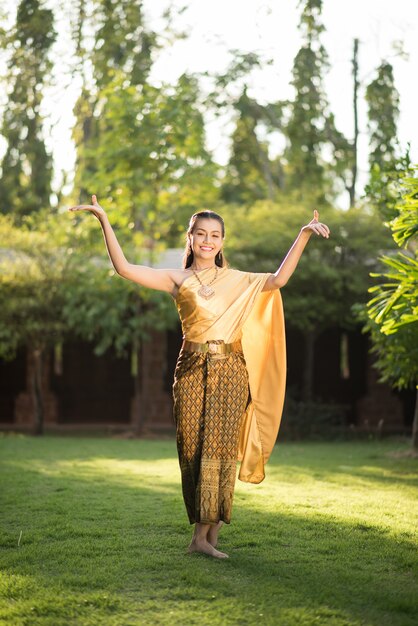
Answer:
301;209;330;239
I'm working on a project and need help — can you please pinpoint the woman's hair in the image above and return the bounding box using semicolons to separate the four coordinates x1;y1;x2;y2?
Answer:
182;210;227;269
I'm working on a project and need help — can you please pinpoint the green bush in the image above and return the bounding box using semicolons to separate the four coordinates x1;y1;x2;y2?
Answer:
281;398;349;440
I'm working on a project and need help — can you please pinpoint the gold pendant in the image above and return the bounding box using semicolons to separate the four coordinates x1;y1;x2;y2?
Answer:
198;285;215;299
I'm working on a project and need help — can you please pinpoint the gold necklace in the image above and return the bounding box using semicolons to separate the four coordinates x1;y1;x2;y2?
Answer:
191;265;218;300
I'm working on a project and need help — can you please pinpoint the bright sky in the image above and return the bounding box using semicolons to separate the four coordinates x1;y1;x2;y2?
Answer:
1;0;418;207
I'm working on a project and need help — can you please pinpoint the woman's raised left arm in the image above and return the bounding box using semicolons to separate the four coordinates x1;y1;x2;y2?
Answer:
262;210;330;291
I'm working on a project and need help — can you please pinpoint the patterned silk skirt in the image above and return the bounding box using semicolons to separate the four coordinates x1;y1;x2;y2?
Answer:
173;348;250;525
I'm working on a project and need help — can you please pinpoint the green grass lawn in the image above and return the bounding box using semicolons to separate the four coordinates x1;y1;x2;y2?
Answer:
0;435;417;626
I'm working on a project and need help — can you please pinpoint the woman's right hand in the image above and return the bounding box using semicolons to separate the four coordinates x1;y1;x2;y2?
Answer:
68;194;106;219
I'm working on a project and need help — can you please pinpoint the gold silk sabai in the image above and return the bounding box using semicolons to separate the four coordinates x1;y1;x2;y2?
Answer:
175;266;287;485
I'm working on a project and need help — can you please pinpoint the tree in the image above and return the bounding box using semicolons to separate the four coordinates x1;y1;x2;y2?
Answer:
71;0;158;203
221;90;281;204
0;0;56;219
212;1;347;207
283;0;331;203
70;1;216;243
76;73;218;250
0;210;177;433
365;61;402;220
92;0;157;90
366;63;400;174
0;213;71;433
365;172;418;450
218;0;351;207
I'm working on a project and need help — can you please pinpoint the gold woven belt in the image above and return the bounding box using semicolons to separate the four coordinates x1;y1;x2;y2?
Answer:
181;339;242;355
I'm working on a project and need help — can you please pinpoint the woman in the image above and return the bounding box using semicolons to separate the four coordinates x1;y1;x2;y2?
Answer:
69;195;330;559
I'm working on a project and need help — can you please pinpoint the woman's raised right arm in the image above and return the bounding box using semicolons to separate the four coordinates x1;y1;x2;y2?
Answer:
68;195;176;293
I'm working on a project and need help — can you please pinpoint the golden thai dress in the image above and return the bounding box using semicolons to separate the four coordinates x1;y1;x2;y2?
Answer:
173;266;286;525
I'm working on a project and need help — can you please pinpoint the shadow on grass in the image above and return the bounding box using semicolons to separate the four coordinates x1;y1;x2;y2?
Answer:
0;437;417;625
268;440;418;489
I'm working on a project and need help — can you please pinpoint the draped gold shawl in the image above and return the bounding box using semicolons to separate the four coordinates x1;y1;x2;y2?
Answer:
175;266;286;484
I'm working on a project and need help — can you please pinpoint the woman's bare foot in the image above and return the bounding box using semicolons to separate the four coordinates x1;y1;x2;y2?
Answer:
188;538;229;559
208;521;223;548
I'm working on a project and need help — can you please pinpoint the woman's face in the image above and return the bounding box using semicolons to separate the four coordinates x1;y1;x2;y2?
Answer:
189;218;223;263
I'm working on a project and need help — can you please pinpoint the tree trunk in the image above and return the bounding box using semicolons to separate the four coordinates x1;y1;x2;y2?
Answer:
412;387;418;451
131;342;146;436
32;347;44;436
302;331;316;402
349;38;359;208
257;141;275;200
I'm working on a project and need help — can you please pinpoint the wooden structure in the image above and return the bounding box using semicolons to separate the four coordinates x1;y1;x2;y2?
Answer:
0;326;414;436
